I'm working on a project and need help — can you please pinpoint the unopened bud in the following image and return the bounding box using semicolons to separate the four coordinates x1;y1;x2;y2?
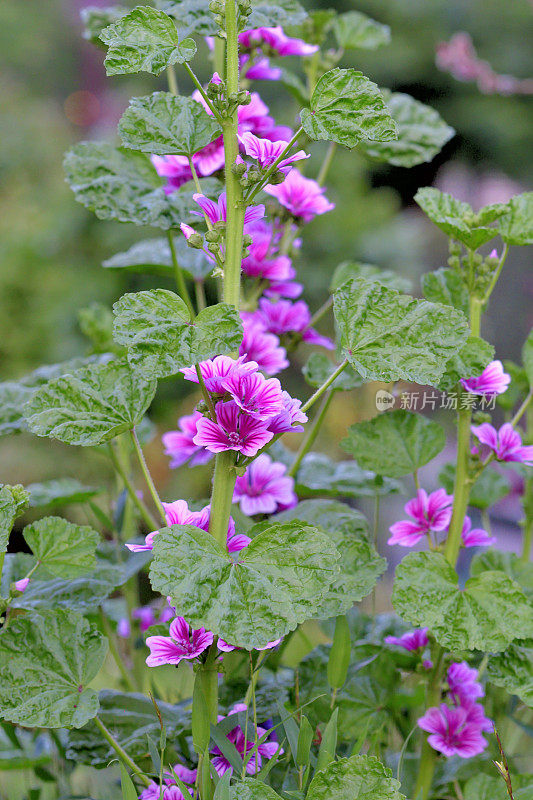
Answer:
213;220;226;233
205;230;220;243
268;170;286;185
242;234;253;247
232;162;247;178
236;90;250;104
247;166;261;184
207;242;220;254
186;233;204;249
209;0;225;13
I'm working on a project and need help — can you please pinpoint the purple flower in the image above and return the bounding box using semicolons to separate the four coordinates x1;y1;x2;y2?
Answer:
233;453;296;515
151;155;192;193
14;577;29;592
264;169;335;222
447;662;484;703
241;54;282;81
242;231;295;283
218;637;282;652
140;764;197;800
267;391;308;433
249;298;334;349
385;628;429;652
210;706;281;776
193;192;265;228
471;423;533;465
418;702;490;758
223;371;284;420
181;355;259;394
118;604;175;639
239;131;309;174
162;411;213;468
461;360;511;397
388;488;454;547
146;617;214;667
193;400;274;457
239;26;319;57
461;516;495;548
240;319;289;376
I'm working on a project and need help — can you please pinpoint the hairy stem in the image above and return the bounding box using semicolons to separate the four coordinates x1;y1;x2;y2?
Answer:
316;142;337;187
301;359;348;414
130;429;167;526
184;63;224;124
94;716;150;786
208;451;237;547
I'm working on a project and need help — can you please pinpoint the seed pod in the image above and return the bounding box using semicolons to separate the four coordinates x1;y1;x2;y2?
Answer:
186;233;204;249
327;614;351;690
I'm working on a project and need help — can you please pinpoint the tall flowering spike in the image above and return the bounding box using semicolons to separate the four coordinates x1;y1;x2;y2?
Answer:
385;627;429;652
267;390;308;433
461;516;495;547
223;371;284;420
471;422;533;465
145;617;214;667
388;488;454;546
193;400;274;457
239;131;309;174
239;319;289;376
418;703;490;758
233;453;297;515
264;169;335;222
181;355;259;394
460;360;511;396
162;411;213;468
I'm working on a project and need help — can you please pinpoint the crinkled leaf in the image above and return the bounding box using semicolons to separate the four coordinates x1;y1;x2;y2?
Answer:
23;517;99;579
248;0;307;28
119;92;221;156
415;187;506;250
79;303;118;355
302;353;362;392
64;142;220;229
150;521;340;649
470;550;533;601
487;640;533;707
307;754;405;800
0;486;18;554
0;610;107;728
360;91;454;167
154;0;218;37
113;289;243;379
81;5;128;45
230;781;283;800
295;453;402;498
334;277;469;385
330;261;411;293
66;690;190;766
438;462;509;511
100;6;196;75
333;11;390;50
392;551;533;652
341;410;445;478
10;569;121;612
523;328;533;387
421;267;468;315
24;358;157;446
276;500;386;617
438;336;495;392
103;236;212;280
300;69;397;149
497;192;533;246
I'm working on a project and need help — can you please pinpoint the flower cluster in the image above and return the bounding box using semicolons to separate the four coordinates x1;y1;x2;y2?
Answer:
210;704;281;777
418;662;492;758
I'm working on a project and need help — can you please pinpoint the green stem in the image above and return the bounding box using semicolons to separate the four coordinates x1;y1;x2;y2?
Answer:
413;648;445;800
94;716;150;787
307;296;333;329
188;156;203;195
130;429;167;526
301;359;348;414
107;444;158;530
168;231;195;317
100;609;137;692
484;243;509;303
214;36;225;78
167;65;179;95
287;391;333;477
208;451;237;547
184;63;224;124
195;364;217;420
316;142;337;187
194;280;207;311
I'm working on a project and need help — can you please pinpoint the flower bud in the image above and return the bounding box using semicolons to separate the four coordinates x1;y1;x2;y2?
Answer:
207;242;220;254
209;0;225;13
247;166;262;184
231;162;247;178
268;170;286;185
236;90;251;105
242;234;253;247
186;233;204;249
205;229;220;243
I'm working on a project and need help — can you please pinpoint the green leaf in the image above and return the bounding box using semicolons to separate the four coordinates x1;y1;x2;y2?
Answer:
464;774;533;800
360;91;454;168
64;142;217;229
0;610;107;728
497;192;533;245
276;500;386;618
66;690;190;766
81;5;128;45
0;486;18;554
421;267;469;315
392;552;533;652
295;453;402;498
332;11;390;50
300;69;397;149
487;639;533;707
120;761;138;800
27;480;100;512
330;261;411;294
415;187;506;250
334;277;469;385
119;92;221;156
306;754;405;800
248;0;307;28
302;353;362;392
10;570;121;612
341;410;445;478
438;336;495;392
229;780;284;800
438;462;509;511
79;303;118;355
103;236;212;280
24;358;157;447
470;550;533;601
100;6;196;76
523;328;533;387
154;0;217;37
113;290;243;379
150;521;340;649
23;517;99;579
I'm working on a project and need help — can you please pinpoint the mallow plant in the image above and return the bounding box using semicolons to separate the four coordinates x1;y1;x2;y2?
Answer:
0;3;532;800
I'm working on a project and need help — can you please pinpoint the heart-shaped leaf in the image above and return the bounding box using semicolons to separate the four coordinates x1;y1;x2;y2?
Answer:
23;517;100;579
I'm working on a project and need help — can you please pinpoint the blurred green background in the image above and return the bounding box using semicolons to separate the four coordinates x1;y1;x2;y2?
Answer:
1;0;532;500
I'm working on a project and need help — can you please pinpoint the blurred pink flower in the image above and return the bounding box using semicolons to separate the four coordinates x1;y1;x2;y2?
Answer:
233;453;296;515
